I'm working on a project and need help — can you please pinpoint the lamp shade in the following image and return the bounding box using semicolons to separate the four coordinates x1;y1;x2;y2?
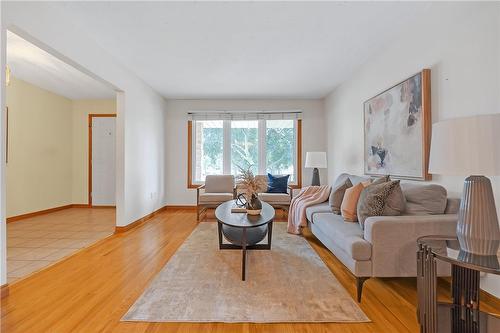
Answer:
429;114;500;176
305;152;327;168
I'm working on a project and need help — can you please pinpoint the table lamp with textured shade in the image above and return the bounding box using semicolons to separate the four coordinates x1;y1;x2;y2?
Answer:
305;152;327;186
429;113;500;256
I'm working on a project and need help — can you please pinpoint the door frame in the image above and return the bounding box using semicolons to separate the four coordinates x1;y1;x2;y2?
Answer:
88;114;117;207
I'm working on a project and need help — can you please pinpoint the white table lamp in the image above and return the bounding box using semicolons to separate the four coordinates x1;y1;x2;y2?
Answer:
305;152;327;186
429;113;500;256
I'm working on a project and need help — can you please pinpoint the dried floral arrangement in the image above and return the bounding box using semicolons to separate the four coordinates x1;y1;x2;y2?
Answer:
236;166;266;200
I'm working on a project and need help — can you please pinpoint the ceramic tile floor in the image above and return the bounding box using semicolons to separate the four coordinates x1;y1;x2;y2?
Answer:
7;207;115;284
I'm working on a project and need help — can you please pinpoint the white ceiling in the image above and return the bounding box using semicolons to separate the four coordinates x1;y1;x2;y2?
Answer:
50;1;433;99
7;31;115;100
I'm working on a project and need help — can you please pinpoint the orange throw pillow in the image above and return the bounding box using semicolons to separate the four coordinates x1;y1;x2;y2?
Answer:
341;182;369;222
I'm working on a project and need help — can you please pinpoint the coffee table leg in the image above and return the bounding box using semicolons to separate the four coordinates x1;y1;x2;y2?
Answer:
242;228;247;281
267;220;273;250
217;221;223;250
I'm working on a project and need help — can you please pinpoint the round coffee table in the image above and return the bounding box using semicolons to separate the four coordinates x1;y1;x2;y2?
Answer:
215;200;275;281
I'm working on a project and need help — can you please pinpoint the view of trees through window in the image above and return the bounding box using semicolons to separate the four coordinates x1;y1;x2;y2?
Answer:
231;121;258;175
193;119;296;182
195;120;223;181
266;120;295;181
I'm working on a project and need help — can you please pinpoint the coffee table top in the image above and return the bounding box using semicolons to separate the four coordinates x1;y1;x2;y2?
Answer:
215;200;275;228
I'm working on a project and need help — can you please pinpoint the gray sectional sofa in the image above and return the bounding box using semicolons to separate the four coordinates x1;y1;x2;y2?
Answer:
306;173;460;302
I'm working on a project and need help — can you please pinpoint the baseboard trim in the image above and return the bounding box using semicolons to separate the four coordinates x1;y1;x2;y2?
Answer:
7;204;75;223
115;206;168;233
71;204;92;208
165;205;196;210
5;204;117;222
1;283;9;299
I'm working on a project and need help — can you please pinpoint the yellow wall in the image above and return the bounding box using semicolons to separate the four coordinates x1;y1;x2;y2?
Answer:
71;99;116;204
6;77;73;217
5;77;116;217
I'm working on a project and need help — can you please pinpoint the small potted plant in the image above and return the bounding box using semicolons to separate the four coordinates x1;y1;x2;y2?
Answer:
236;166;265;215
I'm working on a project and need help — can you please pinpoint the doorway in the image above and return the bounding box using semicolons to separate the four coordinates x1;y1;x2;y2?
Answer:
89;114;116;207
5;31;118;284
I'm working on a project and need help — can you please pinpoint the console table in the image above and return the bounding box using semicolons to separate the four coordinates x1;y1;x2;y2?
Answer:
417;236;500;333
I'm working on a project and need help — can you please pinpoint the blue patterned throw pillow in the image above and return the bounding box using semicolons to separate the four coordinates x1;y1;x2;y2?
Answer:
267;173;290;193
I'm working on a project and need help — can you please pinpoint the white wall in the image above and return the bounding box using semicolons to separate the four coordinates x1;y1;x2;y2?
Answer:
0;2;168;285
165;99;325;205
324;2;500;296
0;12;7;286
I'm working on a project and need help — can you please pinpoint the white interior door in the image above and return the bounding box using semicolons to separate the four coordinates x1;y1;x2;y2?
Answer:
91;117;116;206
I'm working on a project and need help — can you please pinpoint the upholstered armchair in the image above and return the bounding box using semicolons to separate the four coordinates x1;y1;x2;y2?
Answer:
196;175;236;221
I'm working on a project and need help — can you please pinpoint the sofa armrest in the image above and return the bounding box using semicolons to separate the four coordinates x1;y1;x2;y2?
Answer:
363;214;458;277
287;185;294;200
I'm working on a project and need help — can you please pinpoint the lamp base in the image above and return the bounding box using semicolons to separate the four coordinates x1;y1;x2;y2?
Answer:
311;168;320;186
457;175;500;256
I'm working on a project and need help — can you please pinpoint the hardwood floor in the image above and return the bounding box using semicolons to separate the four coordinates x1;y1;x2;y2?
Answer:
1;208;498;333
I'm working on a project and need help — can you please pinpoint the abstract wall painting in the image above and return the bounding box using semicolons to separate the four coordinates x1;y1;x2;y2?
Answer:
364;69;431;180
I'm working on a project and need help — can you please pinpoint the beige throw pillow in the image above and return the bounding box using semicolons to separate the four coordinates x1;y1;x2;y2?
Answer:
357;180;401;229
329;178;353;214
341;183;367;222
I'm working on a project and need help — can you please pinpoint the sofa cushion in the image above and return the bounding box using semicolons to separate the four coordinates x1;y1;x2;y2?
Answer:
313;213;372;261
401;183;447;215
357;180;400;229
341;182;369;222
266;174;289;193
306;202;332;222
258;192;290;204
333;173;371;188
199;193;234;203
329;178;352;214
384;182;407;216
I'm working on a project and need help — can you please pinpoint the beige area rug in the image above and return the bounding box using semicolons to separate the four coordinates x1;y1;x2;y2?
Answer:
122;222;369;323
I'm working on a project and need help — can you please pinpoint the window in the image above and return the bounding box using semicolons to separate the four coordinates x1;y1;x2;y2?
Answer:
266;120;295;182
188;113;301;187
231;120;259;175
193;120;223;181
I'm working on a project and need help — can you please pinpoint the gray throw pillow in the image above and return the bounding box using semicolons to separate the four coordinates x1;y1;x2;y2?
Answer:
357;180;400;229
383;182;406;215
329;178;353;214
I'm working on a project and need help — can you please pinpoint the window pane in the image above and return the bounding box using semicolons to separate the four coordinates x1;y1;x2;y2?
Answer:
231;120;258;175
266;120;295;181
194;120;223;181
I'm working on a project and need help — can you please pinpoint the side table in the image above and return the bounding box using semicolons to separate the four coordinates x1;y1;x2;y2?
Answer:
417;236;500;333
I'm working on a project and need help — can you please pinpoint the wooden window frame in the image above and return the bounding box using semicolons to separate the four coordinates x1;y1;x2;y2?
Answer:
187;119;302;189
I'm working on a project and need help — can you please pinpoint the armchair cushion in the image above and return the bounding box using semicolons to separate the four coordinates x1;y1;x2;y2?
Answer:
258;192;291;204
205;175;234;193
198;193;234;203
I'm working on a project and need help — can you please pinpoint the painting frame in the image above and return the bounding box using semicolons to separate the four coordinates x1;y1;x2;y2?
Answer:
363;69;431;181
